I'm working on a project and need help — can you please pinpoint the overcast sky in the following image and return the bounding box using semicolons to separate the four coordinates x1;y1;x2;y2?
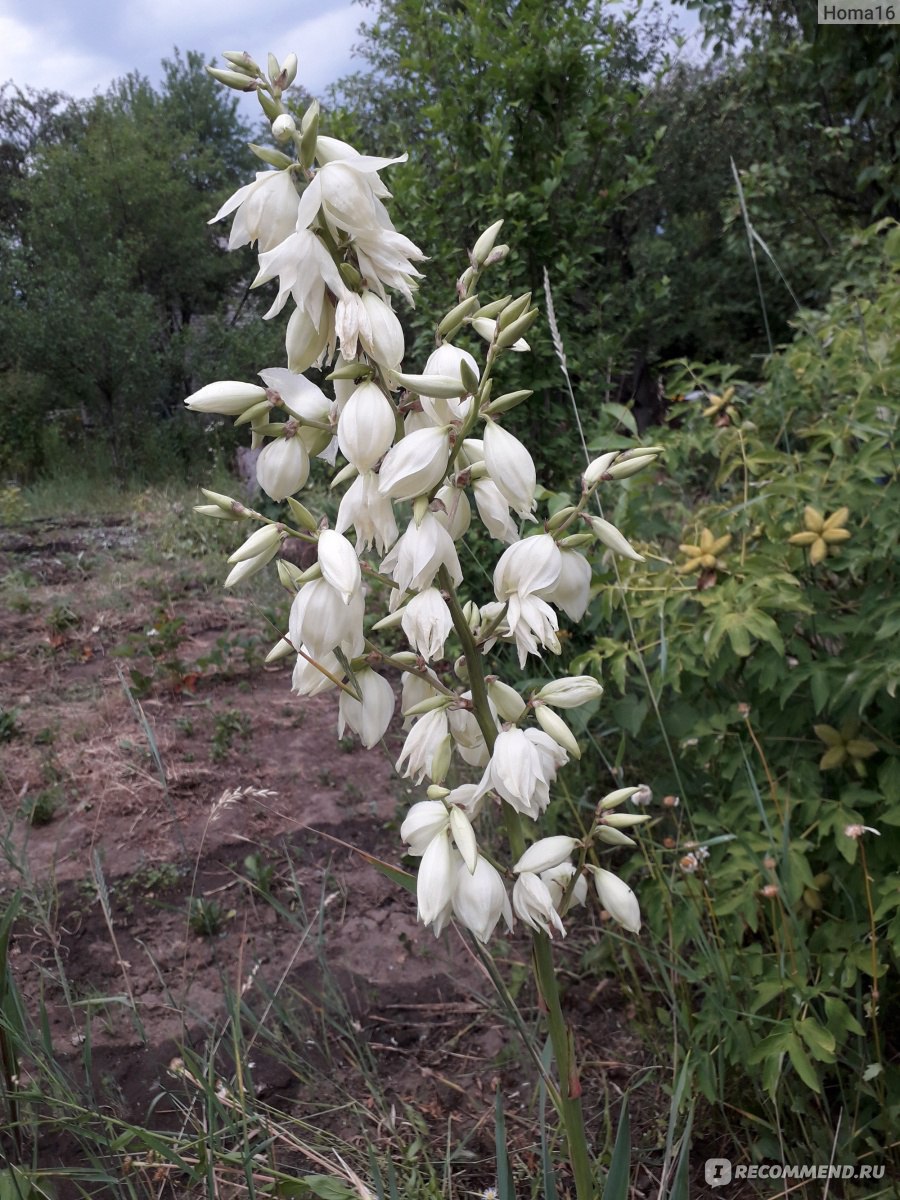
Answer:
1;0;703;109
0;0;365;103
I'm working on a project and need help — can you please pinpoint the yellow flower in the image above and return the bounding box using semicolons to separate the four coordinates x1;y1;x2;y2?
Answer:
677;527;732;574
787;506;850;565
701;386;737;421
814;720;878;776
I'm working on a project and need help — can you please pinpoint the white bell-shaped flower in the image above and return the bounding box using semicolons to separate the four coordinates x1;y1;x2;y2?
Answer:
211;169;300;252
253;228;347;321
286;304;333;373
401;587;453;661
396;707;450;783
377;426;451;501
419;343;478;425
481;727;567;820
256;434;310;501
452;856;513;944
337;381;396;472
537;548;592;622
535;676;604;709
317;529;362;604
541;862;589;913
258;368;332;426
335;472;399;556
433;484;471;541
380;512;462;595
337;668;395;748
289;577;364;659
512;872;566;938
416;828;456;931
291;647;343;697
473;478;519;544
400;800;450;856
483;419;536;517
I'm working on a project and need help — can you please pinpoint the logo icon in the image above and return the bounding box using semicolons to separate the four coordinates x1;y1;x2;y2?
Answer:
705;1159;732;1187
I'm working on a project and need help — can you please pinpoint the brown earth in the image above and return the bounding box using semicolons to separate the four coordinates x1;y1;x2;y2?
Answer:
0;506;660;1198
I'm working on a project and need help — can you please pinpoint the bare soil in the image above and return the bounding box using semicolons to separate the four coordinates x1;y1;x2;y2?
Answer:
0;507;658;1196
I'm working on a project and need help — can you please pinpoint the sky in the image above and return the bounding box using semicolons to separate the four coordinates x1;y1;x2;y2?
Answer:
0;0;705;109
0;0;365;103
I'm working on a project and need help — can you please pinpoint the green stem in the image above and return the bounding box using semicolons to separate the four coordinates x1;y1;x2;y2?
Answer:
440;564;592;1191
533;932;596;1199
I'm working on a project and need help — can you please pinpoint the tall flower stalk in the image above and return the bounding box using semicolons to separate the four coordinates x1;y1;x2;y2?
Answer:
188;50;661;1196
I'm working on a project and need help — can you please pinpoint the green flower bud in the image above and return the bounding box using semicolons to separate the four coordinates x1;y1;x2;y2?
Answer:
248;142;294;169
207;66;259;91
473;296;511;320
438;296;480;337
497;292;532;330
285;496;318;531
471;219;503;266
606;454;658;479
495;308;537;349
277;559;305;591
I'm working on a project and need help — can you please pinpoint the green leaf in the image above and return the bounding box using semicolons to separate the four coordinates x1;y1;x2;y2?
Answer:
797;1018;836;1062
605;1101;631;1200
786;1032;821;1093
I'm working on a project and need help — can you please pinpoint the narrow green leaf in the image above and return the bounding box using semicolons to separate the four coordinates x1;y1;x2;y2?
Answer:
605;1100;631;1200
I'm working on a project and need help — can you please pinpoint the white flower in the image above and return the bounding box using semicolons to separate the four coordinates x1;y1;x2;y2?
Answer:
416;828;456;931
483;420;536;517
380;512;462;595
296;154;408;241
419;344;478;424
591;867;641;933
396;707;450;783
512;873;566;938
256;434;310;500
337;668;395;747
335;291;405;368
433;484;471;541
354;226;425;304
289;577;364;659
184;380;266;415
401;800;450;856
541;862;588;913
253;227;347;321
448;703;491;768
400;670;442;723
537;549;592;622
452;856;513;943
335;472;398;555
377;426;450;501
494;534;561;598
211;169;300;251
473;478;519;544
286;304;334;373
481;727;567;820
401;587;453;661
317;529;361;603
291;647;342;697
536;676;604;709
258;367;332;426
337;381;396;471
449;806;478;873
513;836;579;876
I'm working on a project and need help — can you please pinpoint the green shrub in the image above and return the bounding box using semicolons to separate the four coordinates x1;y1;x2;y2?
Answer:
576;221;899;1164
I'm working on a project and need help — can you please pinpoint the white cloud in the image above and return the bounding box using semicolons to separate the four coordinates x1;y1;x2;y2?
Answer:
278;6;361;94
0;12;119;96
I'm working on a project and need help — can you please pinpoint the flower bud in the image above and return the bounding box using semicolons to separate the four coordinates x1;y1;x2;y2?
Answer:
184;380;266;415
513;873;565;938
265;636;294;663
280;52;299;89
377;426;451;501
602;813;651;828
450;806;478;873
497;292;532;330
271;113;296;141
583;452;617;486
337;381;396;472
257;434;310;500
487;678;526;722
227;524;282;563
534;704;581;759
590;867;641;933
438;296;481;337
285;496;318;531
483;420;536;517
201;488;245;513
595;827;636;847
536;676;603;709
496;308;537;350
277;559;305;591
207;66;258;91
222;50;261;75
588;516;644;562
598;786;642;810
194;504;239;520
317;530;361;604
471;219;503;266
391;371;467;399
606;453;658;480
514;836;579;875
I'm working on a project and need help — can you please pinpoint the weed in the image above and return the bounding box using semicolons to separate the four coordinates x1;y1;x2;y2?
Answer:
243;852;277;897
21;786;61;826
211;709;251;762
188;896;227;937
0;708;21;742
46;602;79;633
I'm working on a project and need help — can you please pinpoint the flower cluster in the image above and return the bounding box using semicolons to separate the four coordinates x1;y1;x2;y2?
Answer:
187;51;662;945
